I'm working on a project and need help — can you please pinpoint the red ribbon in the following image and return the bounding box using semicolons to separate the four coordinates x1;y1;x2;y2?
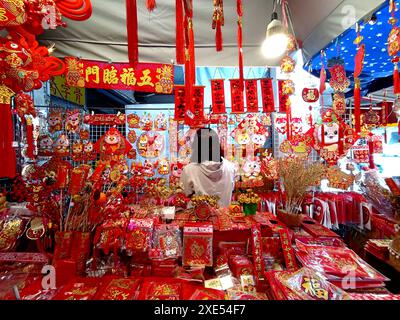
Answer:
260;78;275;113
210;79;226;114
237;0;244;90
126;0;139;64
176;0;185;64
245;79;259;113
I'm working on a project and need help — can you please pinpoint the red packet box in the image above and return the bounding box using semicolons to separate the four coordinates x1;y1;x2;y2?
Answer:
183;223;213;267
229;255;254;278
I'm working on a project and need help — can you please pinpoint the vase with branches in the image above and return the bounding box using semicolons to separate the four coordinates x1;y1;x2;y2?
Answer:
276;158;325;227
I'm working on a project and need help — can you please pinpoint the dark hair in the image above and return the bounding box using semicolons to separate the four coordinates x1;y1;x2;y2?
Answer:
190;128;223;163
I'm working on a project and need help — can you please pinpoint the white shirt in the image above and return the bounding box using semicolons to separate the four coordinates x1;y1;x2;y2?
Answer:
180;158;237;208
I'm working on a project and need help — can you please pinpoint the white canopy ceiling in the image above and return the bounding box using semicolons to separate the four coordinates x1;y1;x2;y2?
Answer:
39;0;385;66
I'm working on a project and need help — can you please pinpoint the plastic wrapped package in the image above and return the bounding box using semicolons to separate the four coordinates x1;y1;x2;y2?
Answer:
182;223;213;267
273;267;351;300
152;223;181;259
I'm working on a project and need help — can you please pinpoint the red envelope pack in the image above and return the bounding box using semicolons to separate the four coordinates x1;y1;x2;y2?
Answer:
183;223;213;267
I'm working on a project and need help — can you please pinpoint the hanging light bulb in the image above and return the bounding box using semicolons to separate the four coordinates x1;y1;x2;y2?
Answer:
261;12;289;59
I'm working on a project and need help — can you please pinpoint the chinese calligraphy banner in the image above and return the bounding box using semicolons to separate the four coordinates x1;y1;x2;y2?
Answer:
64;57;174;94
260;78;275;113
185;86;205;127
278;79;290;113
245;79;259;113
210;79;226;114
174;85;186;121
229;79;244;113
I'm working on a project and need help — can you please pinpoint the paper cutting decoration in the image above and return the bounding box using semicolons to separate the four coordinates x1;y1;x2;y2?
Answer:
290;117;303;135
38;135;53;157
280;55;295;73
65;109;81;134
48;110;63;133
127;113;140;128
307;110;357;165
93;127;132;164
53;134;70;157
274;114;288;135
137;131;164;159
241;157;262;182
302;88;319;103
71;140;83;161
231;114;269;146
140;113;153;131
154;113;167;131
83;141;96;161
280;134;313;159
128;130;137;144
332;93;346;115
142;160;155;178
157;158;170;175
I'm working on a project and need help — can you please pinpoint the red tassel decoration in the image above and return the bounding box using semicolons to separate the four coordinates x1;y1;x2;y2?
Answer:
126;0;139;64
354;78;361;133
394;63;400;94
216;19;223;52
176;0;185;64
26;117;35;159
0;100;16;178
146;0;157;12
237;0;244;90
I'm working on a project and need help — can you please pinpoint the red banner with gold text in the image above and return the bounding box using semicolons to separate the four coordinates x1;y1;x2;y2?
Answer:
260;78;275;113
210;79;226;114
245;79;259;113
174;85;186;121
230;79;245;113
64;57;174;94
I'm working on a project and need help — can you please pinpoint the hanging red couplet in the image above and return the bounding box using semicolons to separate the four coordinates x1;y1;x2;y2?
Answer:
245;79;259;113
278;80;289;113
210;79;226;114
230;79;245;113
186;86;205;127
260;78;275;113
174;85;186;121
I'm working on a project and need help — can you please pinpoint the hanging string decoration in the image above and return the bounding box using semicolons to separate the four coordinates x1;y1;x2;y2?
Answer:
212;0;224;52
353;23;365;133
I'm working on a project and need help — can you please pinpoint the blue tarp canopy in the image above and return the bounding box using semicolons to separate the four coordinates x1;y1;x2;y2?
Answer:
306;0;397;96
